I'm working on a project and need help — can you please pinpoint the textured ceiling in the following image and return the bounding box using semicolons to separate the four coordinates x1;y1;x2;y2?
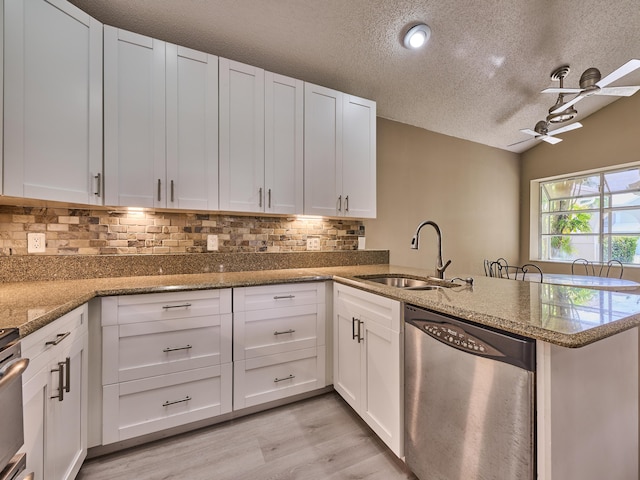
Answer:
68;0;640;154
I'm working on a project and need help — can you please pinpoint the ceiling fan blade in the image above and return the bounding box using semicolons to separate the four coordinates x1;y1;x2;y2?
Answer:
507;138;533;147
549;93;584;114
542;136;562;145
548;122;583;136
597;85;640;96
519;128;539;137
597;59;640;87
541;87;583;94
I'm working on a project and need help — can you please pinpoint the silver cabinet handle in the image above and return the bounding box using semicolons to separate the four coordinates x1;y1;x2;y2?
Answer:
157;179;162;202
345;195;349;213
259;187;263;208
274;329;295;336
0;358;29;391
45;331;71;346
64;356;71;393
163;396;191;407
170;180;175;203
94;173;101;197
163;345;192;353
357;319;364;343
273;295;295;300
274;374;295;383
338;195;342;212
268;188;272;209
51;361;65;402
162;303;192;310
352;317;357;340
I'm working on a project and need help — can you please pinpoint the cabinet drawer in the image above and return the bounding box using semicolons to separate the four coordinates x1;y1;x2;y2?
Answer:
334;283;401;331
234;305;323;360
101;289;232;326
102;363;232;444
234;282;325;312
234;347;326;409
103;314;232;384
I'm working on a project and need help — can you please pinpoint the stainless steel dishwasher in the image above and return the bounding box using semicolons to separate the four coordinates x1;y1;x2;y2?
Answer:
404;304;536;480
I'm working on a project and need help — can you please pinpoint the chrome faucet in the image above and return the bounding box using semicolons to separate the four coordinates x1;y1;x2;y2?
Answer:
410;220;452;279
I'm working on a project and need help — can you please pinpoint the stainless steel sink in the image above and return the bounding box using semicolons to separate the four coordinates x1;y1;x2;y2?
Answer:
355;275;452;290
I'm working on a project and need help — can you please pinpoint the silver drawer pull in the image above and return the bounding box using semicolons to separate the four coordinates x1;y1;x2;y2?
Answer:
274;329;296;336
273;295;295;300
51;361;65;402
162;303;192;310
274;374;295;383
45;331;71;346
163;345;193;353
163;396;191;407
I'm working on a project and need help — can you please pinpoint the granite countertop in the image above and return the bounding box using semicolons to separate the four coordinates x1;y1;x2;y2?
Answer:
2;264;640;348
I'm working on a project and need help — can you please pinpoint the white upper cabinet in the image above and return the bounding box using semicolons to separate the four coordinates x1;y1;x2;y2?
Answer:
103;27;165;208
166;44;219;210
3;0;103;204
219;61;303;214
264;73;304;214
219;59;265;212
304;83;376;218
104;27;218;209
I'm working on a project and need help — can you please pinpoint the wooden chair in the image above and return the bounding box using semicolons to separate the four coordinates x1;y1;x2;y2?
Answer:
571;258;624;279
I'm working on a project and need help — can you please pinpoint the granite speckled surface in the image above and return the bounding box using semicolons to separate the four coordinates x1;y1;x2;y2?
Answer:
2;263;639;348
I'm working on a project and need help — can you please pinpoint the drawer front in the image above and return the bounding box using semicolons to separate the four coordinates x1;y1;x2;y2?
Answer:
103;314;232;384
234;282;325;312
335;283;400;331
234;347;326;409
102;363;232;444
101;289;232;326
234;305;320;360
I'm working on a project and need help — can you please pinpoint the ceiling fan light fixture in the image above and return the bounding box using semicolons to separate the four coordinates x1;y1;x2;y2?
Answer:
547;94;577;123
403;24;431;49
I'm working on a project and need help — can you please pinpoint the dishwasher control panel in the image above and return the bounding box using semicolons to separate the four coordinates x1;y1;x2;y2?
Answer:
420;321;504;357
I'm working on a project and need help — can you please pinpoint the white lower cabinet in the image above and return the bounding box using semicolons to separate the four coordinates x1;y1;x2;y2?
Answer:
21;304;88;480
233;282;328;409
333;283;403;457
100;290;232;444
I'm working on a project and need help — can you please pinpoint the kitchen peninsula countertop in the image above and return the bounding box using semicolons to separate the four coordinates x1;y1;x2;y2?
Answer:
3;264;640;348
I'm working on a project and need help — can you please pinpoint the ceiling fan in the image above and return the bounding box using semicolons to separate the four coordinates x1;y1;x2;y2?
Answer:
542;59;640;115
510;120;583;146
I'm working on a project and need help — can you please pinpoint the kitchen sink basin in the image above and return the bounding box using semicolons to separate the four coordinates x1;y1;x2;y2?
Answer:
355;275;453;290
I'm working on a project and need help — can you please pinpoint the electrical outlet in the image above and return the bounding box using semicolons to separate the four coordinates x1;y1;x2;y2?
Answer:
306;237;320;251
207;234;219;251
28;233;46;253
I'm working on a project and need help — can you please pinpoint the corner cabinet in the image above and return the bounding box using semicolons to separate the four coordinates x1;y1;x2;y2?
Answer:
22;304;89;480
333;283;402;457
100;290;232;444
104;26;219;210
3;0;103;204
219;60;303;214
304;84;376;218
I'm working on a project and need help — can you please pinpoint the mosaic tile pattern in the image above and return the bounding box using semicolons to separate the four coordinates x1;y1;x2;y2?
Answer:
0;205;364;255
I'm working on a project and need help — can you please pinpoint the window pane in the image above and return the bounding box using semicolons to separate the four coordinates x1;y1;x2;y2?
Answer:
603;209;640;234
609;192;640;208
542;175;600;200
604;168;640;193
606;235;640;263
541;234;600;261
540;212;599;235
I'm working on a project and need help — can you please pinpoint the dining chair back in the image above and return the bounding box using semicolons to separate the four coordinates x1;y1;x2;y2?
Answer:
484;258;543;282
571;258;624;279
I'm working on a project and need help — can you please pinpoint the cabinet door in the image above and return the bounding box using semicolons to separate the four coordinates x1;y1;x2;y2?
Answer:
3;0;102;204
265;73;303;214
333;292;362;411
166;45;219;210
104;26;166;208
219;58;265;212
22;363;48;480
47;330;88;480
343;95;376;218
304;83;343;216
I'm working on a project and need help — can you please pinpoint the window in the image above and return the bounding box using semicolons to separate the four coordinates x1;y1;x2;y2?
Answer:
539;165;640;264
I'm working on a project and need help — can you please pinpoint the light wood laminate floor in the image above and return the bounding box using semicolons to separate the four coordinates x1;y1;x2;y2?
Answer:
77;392;418;480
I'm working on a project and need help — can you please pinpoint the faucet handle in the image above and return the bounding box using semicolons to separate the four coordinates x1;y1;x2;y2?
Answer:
437;259;452;278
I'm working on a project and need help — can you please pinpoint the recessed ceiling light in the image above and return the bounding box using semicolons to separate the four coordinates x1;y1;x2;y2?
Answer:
403;24;431;50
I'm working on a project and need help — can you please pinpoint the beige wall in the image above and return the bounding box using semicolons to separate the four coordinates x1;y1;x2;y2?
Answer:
520;94;640;281
364;118;520;277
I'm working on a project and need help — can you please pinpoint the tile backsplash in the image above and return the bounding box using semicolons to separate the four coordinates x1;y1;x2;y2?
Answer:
0;205;364;255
